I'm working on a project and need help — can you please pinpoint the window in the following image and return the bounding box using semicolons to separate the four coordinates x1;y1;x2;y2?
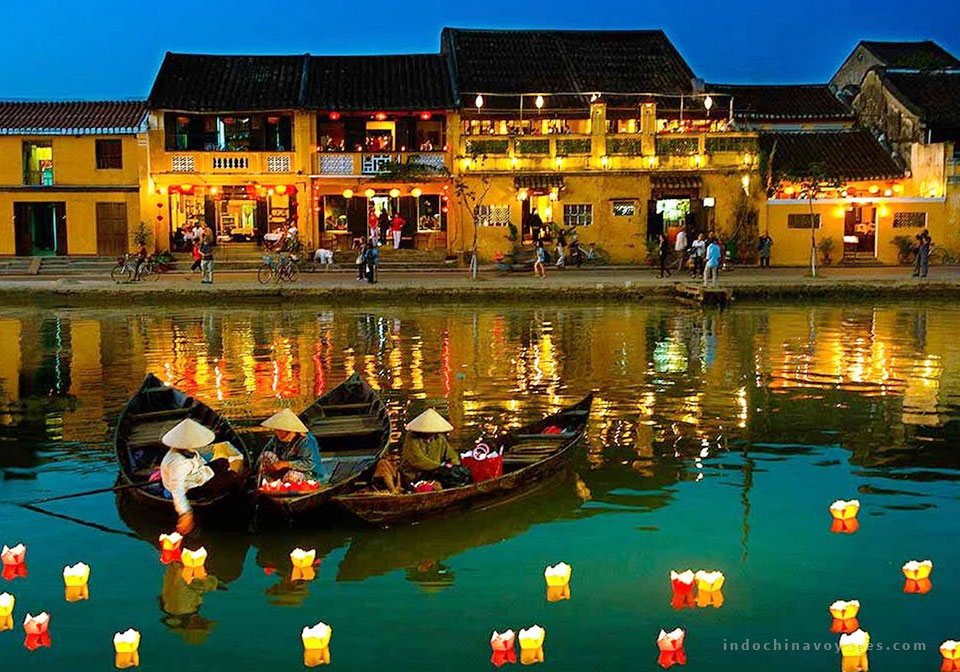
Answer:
322;195;348;231
95;139;122;169
564;204;593;227
612;201;636;217
893;212;927;228
475;204;511;227
787;213;821;229
23;141;53;185
218;116;251;151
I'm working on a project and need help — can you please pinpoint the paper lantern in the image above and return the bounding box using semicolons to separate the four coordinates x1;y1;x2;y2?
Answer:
941;640;960;672
63;562;90;587
114;629;141;669
275;185;288;196
388;188;400;199
694;570;725;592
159;532;183;564
903;578;932;594
181;547;207;569
544;562;571;587
829;599;860;633
829;499;860;520
657;628;687;669
364;189;375;199
2;544;25;567
670;570;694;592
0;592;14;631
342;189;353;199
290;548;316;569
518;625;545;650
491;630;517;667
830;518;859;534
411;188;422;198
475;95;484;109
302;623;332;667
23;612;50;650
839;629;870;657
902;559;932;580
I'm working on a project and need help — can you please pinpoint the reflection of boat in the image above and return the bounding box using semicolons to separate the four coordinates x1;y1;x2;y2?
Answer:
334;393;593;525
115;373;252;516
248;527;351;606
337;472;583;585
256;373;391;520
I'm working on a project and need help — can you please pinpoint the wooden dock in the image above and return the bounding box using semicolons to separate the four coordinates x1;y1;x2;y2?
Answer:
674;283;733;307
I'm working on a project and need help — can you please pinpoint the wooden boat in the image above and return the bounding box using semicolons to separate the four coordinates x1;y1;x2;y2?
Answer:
333;393;594;525
255;373;392;519
114;373;251;514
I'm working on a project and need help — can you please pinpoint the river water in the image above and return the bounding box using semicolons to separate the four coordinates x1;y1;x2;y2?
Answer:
0;302;958;670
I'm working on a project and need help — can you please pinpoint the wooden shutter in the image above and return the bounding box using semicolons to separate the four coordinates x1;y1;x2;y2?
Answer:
96;202;128;256
646;200;662;240
347;196;367;237
344;118;365;152
399;197;417;244
55;202;68;255
13;203;31;256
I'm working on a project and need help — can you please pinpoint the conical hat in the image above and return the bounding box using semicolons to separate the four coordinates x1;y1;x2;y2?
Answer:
261;408;309;434
405;408;453;433
162;418;215;450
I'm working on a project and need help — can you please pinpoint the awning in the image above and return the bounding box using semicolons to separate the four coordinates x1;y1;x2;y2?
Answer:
652;174;703;190
514;174;565;193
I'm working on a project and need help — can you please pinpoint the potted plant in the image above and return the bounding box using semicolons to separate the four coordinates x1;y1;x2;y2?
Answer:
890;235;916;265
818;237;835;266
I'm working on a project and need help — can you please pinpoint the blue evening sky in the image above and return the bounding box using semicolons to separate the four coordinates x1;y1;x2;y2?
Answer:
1;0;958;100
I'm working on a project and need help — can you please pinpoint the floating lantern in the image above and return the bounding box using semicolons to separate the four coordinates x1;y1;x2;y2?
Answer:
829;499;860;520
302;622;332;667
63;562;90;587
181;547;207;569
114;629;141;669
23;612;50;650
839;629;870;671
830;518;859;534
491;630;517;667
518;625;545;665
902;559;932;580
2;543;27;581
159;532;183;565
656;628;687;669
694;570;725;592
829;599;860;633
670;570;695;610
544;562;571;587
290;548;316;569
941;640;960;671
0;592;14;631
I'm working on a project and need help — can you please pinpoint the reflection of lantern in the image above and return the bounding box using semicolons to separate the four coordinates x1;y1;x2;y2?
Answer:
519;625;545;662
0;592;14;632
491;630;517;667
302;622;332;667
830;518;859;534
159;532;183;565
546;584;571;602
292;566;316;583
829;499;860;520
903;577;932;594
941;640;960;672
902;559;932;580
829;600;860;633
23;612;51;650
290;548;316;569
696;589;724;609
657;628;687;669
114;629;141;669
694;570;725;592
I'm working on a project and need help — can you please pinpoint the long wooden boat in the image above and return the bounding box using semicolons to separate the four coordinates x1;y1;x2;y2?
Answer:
255;373;392;519
332;393;593;525
114;373;251;515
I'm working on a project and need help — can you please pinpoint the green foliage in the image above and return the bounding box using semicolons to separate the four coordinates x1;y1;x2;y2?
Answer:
655;137;699;156
606;138;644;155
556;138;591;156
466;139;508;155
515;139;550;155
369;160;441;182
818;236;835;263
133;221;151;248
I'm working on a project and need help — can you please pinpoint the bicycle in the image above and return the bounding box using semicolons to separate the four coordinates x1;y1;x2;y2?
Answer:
111;254;160;283
257;253;300;284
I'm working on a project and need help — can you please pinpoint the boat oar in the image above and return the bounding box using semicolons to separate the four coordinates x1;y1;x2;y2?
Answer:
24;479;154;506
17;503;138;540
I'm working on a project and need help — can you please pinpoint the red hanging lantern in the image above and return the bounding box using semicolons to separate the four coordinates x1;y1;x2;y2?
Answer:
329;112;340;121
374;112;387;121
420;112;432;121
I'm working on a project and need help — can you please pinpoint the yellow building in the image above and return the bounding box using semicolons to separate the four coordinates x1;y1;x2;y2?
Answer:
0;101;147;257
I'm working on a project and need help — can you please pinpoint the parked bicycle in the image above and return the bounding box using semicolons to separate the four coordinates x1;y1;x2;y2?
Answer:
111;254;160;283
257;253;300;284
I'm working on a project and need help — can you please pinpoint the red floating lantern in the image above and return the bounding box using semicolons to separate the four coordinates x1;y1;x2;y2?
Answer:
23;613;51;651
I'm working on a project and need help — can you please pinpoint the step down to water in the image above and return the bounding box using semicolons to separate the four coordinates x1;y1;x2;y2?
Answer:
27;258;41;275
674;283;732;307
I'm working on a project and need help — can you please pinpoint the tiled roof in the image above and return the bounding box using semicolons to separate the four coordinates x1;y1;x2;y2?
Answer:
761;130;903;181
148;53;307;112
442;28;694;109
708;84;852;121
306;55;455;111
882;71;960;128
0;100;146;135
861;41;960;71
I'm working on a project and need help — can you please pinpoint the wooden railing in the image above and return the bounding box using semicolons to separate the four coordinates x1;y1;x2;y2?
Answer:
154;151;297;174
312;151;449;176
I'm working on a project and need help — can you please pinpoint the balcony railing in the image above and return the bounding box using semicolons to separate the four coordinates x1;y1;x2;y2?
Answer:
312;151;449;176
155;151;297;174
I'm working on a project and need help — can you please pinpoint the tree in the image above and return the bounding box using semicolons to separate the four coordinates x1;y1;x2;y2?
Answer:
776;161;842;278
452;174;491;279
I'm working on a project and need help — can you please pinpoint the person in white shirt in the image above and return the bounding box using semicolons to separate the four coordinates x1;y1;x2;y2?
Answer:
674;226;688;272
160;418;239;535
690;233;706;277
191;225;203;243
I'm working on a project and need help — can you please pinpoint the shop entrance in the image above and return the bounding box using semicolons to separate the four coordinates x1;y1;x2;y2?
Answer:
521;196;555;241
844;206;877;257
647;197;704;241
13;202;66;256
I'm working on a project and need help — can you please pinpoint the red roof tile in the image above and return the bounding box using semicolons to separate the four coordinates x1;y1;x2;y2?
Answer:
0;100;146;134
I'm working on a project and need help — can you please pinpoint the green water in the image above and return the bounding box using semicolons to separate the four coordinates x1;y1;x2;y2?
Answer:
0;302;958;670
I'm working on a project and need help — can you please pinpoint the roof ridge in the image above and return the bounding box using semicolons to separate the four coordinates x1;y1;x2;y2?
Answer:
0;98;146;104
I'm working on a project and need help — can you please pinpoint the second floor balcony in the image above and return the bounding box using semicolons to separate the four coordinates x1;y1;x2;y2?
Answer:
153;151;297;175
312;151;449;177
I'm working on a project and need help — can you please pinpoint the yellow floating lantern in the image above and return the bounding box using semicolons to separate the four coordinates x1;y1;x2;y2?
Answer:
113;629;141;669
839;629;870;657
181;547;208;569
829;599;860;633
290;548;316;569
941;640;960;671
302;622;332;667
518;625;545;665
63;562;90;587
829;499;860;520
544;562;571;587
902;559;932;580
694;570;725;592
0;592;14;631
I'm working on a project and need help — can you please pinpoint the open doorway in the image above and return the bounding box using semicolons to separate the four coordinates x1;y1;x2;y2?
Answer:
14;202;66;256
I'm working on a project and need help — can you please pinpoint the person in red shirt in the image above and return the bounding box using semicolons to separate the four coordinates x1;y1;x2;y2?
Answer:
390;212;406;249
368;210;380;246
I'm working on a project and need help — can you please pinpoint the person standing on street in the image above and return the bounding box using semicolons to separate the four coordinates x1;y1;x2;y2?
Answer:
674;226;688;272
758;232;773;268
534;240;547;278
918;234;932;278
658;233;672;278
555;228;567;268
704;237;721;286
365;241;379;284
200;237;214;284
691;233;706;278
390;212;406;250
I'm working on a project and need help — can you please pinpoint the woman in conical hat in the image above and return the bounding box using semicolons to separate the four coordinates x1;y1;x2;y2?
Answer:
160;419;239;535
400;408;461;484
257;409;323;484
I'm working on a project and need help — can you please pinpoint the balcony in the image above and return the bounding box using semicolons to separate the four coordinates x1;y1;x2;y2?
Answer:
154;151;297;175
456;132;758;173
311;151;449;177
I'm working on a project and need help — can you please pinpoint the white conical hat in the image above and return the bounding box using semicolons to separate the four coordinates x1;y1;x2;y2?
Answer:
161;418;215;450
261;408;309;434
405;408;454;433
